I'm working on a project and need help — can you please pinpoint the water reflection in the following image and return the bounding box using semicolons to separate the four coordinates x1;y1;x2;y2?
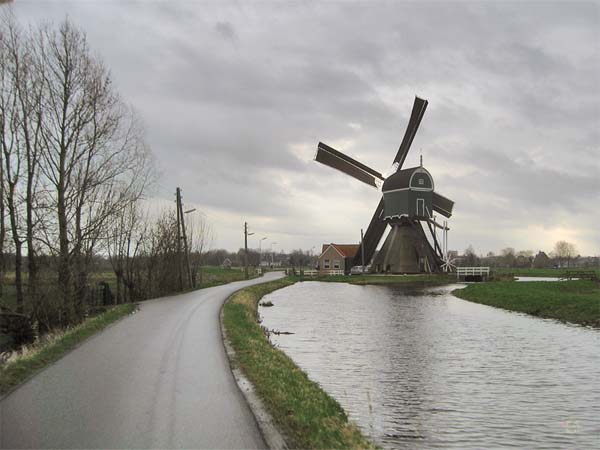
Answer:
261;282;600;449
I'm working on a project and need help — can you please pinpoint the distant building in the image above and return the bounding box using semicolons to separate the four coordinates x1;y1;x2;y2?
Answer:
221;258;232;269
532;251;552;269
318;244;360;274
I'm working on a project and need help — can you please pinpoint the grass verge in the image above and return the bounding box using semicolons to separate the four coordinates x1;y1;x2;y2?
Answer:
291;273;451;287
453;280;600;327
223;278;376;449
0;303;136;396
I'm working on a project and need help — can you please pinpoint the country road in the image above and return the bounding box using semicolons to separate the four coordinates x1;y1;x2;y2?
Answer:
0;271;285;449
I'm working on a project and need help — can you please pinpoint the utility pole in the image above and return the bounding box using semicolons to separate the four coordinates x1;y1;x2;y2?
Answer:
361;228;365;274
243;222;255;279
176;188;183;291
177;187;193;289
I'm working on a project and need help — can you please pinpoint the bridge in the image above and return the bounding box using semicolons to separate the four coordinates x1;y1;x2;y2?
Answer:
456;267;490;282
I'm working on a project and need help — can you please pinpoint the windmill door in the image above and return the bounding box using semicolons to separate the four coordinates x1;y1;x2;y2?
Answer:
416;198;425;217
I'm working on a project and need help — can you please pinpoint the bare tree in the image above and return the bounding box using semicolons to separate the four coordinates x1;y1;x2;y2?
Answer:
463;244;479;266
0;17;25;312
186;212;213;287
1;15;154;332
500;247;516;267
553;241;577;268
31;19;152;323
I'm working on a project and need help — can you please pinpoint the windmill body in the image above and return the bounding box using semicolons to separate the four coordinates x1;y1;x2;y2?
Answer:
314;96;455;274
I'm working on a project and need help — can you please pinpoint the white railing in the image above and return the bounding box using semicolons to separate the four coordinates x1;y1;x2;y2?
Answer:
456;267;490;279
302;269;319;277
326;269;345;276
286;269;346;277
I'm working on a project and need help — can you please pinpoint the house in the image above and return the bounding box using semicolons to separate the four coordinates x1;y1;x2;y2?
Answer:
318;243;360;274
532;251;552;269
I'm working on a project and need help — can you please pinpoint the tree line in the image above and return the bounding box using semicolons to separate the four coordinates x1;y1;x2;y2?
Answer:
0;16;213;336
458;240;594;268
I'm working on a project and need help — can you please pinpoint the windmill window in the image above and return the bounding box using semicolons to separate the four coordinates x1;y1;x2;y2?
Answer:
324;259;330;269
418;178;424;185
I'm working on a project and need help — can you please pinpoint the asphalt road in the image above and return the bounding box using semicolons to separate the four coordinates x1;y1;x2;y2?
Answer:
0;271;284;449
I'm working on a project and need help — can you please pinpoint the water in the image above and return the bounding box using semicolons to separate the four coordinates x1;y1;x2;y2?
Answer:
260;282;600;449
515;276;567;281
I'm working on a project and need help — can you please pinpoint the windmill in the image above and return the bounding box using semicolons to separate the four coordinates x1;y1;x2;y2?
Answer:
314;96;455;273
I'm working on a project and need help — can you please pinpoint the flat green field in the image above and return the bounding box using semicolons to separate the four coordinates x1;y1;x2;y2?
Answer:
492;267;600;278
453;280;600;327
198;266;258;288
0;266;257;312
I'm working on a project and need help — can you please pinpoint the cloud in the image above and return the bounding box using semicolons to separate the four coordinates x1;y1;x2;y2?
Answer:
215;21;237;44
9;0;600;255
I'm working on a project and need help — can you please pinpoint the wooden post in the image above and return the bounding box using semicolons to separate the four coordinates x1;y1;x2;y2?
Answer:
176;188;183;291
244;222;249;280
361;228;365;274
177;188;193;289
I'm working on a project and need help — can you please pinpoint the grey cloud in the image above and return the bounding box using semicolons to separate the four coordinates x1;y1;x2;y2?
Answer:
215;21;237;44
10;0;600;254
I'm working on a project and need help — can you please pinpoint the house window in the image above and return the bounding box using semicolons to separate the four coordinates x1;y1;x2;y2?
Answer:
324;259;330;269
333;260;340;269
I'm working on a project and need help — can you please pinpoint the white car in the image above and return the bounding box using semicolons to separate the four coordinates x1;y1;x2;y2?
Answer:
350;266;370;275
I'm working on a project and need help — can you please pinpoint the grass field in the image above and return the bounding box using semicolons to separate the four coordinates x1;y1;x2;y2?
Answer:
0;303;136;396
197;266;259;288
453;280;600;327
223;278;376;449
492;267;600;278
0;266;258;312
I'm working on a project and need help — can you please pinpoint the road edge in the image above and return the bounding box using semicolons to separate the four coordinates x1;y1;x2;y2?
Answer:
219;297;289;450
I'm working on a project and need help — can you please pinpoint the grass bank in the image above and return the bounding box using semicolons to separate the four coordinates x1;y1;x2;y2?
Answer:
0;303;136;396
223;278;376;449
291;273;451;287
453;280;600;327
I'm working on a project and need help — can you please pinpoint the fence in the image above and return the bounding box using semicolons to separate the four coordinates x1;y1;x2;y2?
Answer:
456;267;490;281
285;269;345;277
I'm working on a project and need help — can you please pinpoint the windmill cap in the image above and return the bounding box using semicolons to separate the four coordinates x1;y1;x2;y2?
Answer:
382;166;434;192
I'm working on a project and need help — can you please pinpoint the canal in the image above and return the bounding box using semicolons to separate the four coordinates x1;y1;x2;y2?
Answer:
260;281;600;449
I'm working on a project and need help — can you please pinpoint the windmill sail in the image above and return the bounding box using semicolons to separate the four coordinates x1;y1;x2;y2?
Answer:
392;97;428;169
315;142;384;188
432;192;454;218
353;198;387;267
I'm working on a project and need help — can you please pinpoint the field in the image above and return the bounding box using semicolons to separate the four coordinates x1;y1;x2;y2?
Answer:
492;267;600;278
0;266;257;312
197;266;259;288
453;280;600;327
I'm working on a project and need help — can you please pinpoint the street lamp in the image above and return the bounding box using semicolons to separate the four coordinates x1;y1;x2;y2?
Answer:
259;237;267;267
271;242;277;267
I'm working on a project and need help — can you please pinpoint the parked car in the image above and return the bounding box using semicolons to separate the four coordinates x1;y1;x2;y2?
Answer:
350;265;370;275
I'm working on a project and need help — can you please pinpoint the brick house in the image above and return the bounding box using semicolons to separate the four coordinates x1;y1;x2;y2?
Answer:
318;243;360;274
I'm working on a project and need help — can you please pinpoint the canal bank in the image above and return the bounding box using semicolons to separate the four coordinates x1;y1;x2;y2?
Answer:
290;273;452;287
452;279;600;327
221;278;376;449
261;281;600;449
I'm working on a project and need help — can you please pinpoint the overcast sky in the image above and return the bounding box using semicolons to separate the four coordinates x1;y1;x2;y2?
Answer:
10;1;600;256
